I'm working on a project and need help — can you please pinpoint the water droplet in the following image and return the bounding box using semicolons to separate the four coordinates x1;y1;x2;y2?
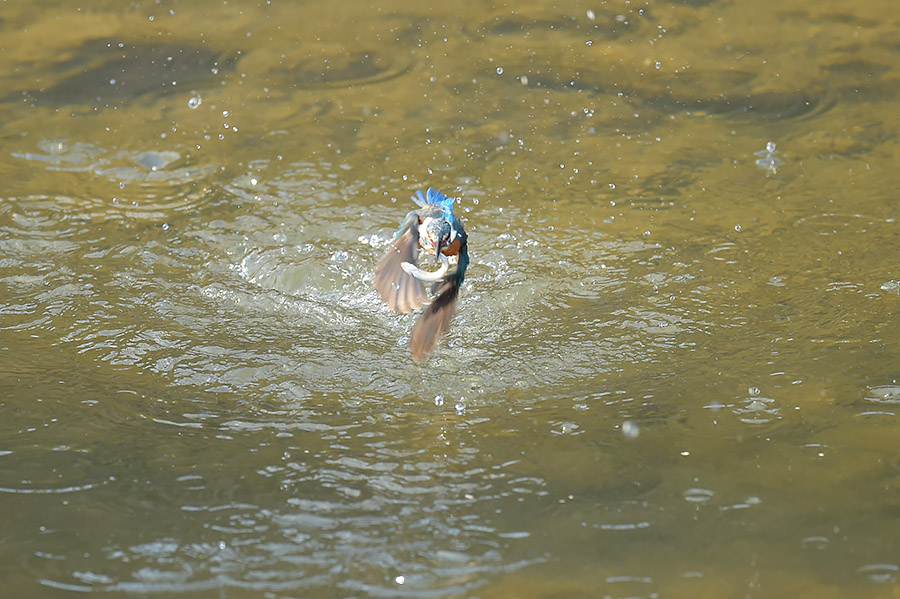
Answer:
391;282;400;290
188;96;202;109
621;420;640;439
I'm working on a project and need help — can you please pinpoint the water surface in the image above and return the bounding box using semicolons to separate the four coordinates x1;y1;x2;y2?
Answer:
1;0;899;597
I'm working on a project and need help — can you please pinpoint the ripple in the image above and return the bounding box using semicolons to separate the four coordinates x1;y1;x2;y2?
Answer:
865;385;900;404
284;49;413;89
682;488;714;504
801;536;830;550
12;141;220;221
733;395;781;425
858;563;899;584
0;481;105;494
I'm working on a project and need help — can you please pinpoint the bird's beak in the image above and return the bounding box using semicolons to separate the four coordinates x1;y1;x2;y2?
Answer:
434;238;444;263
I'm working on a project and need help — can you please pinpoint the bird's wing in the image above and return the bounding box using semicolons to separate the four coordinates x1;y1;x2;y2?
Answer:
409;232;468;362
374;210;430;314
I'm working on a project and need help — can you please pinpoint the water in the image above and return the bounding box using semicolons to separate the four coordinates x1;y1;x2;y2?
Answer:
1;0;899;597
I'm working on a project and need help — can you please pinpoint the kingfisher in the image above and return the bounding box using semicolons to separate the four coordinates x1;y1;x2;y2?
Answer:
374;187;469;362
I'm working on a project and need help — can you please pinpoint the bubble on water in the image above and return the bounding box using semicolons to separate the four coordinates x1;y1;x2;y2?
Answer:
433;395;444;406
455;401;465;414
553;422;579;435
188;96;202;109
330;250;349;262
621;420;639;439
391;282;400;290
748;386;761;396
496;67;504;75
161;223;170;231
395;575;406;585
222;110;230;117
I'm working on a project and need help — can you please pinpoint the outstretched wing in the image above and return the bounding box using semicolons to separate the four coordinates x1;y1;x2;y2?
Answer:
374;210;429;314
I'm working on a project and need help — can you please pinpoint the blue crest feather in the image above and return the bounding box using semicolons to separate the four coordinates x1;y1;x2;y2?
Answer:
412;187;456;213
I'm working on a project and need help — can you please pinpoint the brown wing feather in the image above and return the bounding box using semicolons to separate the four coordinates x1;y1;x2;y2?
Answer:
409;278;459;362
374;230;429;314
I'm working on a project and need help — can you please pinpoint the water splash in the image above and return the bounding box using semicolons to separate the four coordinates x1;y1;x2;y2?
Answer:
754;141;784;173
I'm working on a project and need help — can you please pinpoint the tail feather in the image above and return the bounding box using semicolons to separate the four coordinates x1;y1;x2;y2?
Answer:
409;278;459;362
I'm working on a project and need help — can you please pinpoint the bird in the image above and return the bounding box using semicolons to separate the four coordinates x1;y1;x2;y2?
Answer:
374;187;469;362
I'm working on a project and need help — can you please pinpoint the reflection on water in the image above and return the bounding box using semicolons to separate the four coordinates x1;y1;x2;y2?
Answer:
1;0;900;597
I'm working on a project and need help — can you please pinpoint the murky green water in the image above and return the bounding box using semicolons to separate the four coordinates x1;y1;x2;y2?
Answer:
1;0;899;597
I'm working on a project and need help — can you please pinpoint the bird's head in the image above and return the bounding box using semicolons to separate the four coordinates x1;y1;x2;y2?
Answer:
421;217;453;264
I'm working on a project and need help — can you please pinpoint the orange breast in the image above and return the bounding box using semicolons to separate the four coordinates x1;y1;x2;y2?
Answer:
441;238;461;256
